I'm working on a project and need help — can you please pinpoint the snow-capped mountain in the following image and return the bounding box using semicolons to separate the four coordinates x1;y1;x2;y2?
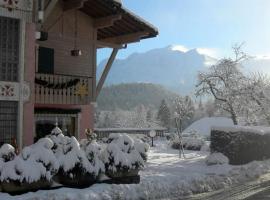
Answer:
97;45;217;95
97;45;270;95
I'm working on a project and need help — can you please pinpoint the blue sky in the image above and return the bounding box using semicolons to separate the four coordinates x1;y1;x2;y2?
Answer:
98;0;270;63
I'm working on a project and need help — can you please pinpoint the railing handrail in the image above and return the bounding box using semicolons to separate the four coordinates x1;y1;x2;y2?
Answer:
35;72;93;79
35;72;93;105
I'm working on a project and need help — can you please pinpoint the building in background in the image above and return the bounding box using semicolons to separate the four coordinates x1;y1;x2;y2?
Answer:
0;0;158;148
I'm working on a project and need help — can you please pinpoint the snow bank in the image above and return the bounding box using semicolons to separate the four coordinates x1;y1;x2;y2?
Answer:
183;117;234;137
205;153;229;165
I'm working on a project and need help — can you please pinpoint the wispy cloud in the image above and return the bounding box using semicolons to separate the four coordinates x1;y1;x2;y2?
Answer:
196;48;221;58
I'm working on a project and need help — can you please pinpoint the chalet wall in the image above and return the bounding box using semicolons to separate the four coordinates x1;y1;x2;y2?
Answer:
37;2;96;78
23;23;36;146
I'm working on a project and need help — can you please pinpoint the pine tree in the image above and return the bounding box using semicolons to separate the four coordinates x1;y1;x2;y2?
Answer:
157;99;171;128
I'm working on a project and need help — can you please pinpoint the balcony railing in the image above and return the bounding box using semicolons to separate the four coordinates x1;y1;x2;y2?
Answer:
35;73;93;105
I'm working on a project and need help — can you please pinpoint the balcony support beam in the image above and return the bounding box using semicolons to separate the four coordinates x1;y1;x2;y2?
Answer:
96;48;119;97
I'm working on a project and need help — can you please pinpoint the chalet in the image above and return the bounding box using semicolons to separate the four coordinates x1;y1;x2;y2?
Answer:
0;0;158;149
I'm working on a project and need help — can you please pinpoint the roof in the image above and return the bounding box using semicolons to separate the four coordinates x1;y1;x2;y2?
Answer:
78;0;158;44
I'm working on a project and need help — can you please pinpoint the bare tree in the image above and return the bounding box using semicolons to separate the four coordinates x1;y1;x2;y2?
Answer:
174;96;194;158
196;44;248;125
242;73;270;125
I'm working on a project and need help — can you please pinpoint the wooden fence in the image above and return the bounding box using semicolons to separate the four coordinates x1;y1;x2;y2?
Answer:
94;128;167;139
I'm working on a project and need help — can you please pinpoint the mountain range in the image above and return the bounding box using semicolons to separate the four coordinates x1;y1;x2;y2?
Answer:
97;45;270;95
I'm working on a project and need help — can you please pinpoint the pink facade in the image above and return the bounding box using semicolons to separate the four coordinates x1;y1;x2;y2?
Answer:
22;22;94;146
0;0;157;148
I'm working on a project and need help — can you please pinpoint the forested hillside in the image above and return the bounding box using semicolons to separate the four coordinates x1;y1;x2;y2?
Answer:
97;83;180;110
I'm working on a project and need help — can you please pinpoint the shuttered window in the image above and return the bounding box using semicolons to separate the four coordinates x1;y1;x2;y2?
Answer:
0;101;18;145
38;47;54;74
0;16;20;82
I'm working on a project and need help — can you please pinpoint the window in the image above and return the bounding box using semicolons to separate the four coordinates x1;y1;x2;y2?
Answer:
38;47;54;74
0;16;20;82
35;113;77;141
0;101;18;145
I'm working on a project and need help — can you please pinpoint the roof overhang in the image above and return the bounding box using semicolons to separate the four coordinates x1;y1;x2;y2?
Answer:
62;0;158;46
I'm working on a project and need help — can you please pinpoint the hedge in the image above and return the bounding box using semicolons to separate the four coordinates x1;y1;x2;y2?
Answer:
210;126;270;165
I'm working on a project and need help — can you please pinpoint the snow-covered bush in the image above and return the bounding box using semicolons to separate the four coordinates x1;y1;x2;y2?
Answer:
0;144;15;165
183;137;205;150
102;133;145;176
49;131;103;187
51;134;99;176
1;138;59;184
80;139;105;176
200;142;210;152
134;138;150;161
205;153;229;166
211;126;270;164
170;136;205;151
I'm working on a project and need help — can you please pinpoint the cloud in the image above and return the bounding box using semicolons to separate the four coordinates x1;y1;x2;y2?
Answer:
171;44;221;59
196;48;221;58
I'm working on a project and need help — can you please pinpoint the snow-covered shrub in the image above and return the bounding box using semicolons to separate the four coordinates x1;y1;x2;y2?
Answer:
1;138;59;184
52;135;98;176
164;132;175;141
170;136;205;151
182;137;205;150
80;140;105;176
211;126;270;165
49;132;102;186
0;144;15;163
134;138;150;161
200;142;210;152
128;134;151;144
102;133;145;177
205;153;229;166
0;144;16;175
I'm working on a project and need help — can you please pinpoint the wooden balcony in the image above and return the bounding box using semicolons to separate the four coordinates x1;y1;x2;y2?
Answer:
35;73;93;105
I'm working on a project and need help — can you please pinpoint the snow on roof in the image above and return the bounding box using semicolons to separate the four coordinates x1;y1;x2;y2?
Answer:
212;125;270;135
183;117;234;136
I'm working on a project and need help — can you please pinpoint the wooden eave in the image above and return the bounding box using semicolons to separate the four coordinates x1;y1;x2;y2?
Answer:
63;0;158;44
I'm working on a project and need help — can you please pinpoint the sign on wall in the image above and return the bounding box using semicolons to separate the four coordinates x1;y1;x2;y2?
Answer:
0;81;30;102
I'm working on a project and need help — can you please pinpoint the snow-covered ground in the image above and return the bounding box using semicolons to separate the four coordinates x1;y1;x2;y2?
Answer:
1;139;270;200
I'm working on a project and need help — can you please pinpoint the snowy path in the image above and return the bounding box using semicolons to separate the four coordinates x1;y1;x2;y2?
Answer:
1;140;270;200
184;173;270;200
